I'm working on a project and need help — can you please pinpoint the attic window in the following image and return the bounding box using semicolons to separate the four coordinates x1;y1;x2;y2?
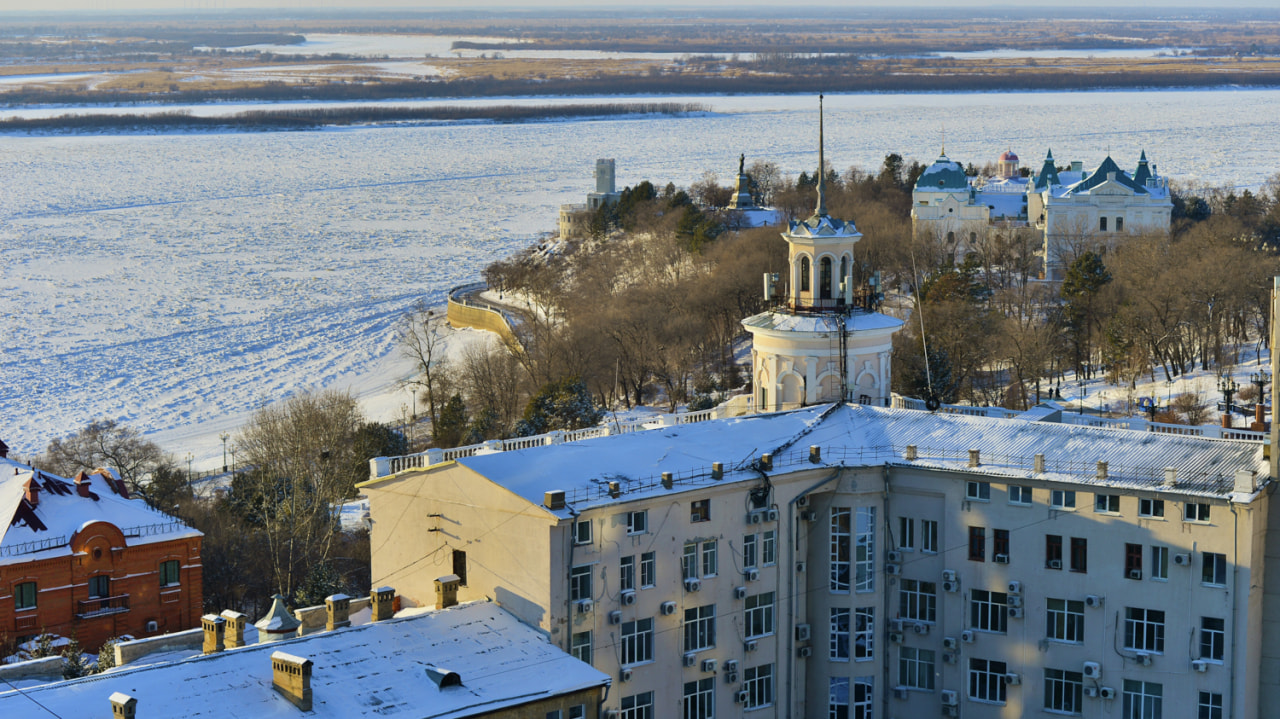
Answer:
425;666;462;688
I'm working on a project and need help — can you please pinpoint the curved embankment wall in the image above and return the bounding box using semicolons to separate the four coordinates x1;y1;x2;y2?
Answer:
445;285;519;346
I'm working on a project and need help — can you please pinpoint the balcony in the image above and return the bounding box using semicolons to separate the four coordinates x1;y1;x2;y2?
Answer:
76;594;129;618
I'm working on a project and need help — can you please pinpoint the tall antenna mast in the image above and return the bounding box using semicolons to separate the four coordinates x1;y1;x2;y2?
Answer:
816;94;827;217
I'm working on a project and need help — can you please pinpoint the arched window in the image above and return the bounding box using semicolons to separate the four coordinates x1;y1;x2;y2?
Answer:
947;231;955;244
1099;217;1108;231
799;257;811;293
819;257;833;300
839;257;849;298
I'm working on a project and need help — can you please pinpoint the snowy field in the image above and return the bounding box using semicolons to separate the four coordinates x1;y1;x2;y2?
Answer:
4;88;1280;466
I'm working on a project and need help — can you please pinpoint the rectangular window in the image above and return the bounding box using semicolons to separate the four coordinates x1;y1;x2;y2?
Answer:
701;540;717;577
569;706;585;719
829;677;849;719
1151;546;1169;581
682;677;714;719
1116;217;1124;232
1139;498;1165;518
1198;691;1223;719
970;590;1008;633
899;579;937;623
855;507;875;592
570;565;592;601
640;552;656;588
627;510;648;535
159;560;181;587
969;527;986;561
1009;485;1032;505
691;499;711;523
570;631;592;664
743;534;758;568
1070;537;1088;573
1202;552;1226;586
899;517;915;550
1099;216;1108;231
621;556;636;592
967;481;991;501
1051;490;1076;509
1123;680;1162;719
620;692;654;719
830;607;850;661
682;543;698;581
573;519;592;545
452;550;467;586
831;507;852;592
14;582;36;611
546;711;561;719
921;520;938;554
1095;494;1120;513
1124;607;1166;653
1185;503;1211;522
1046;535;1063;569
683;604;715;652
993;529;1010;560
1046;598;1085;643
1200;617;1225;661
853;678;872;718
1044;668;1083;714
968;657;1008;704
1125;543;1143;580
854;607;874;660
899;647;936;690
745;592;774;638
88;575;110;599
743;663;774;709
762;530;777;566
620;618;653;665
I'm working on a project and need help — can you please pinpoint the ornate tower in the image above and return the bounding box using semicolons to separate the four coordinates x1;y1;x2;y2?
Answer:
742;97;904;412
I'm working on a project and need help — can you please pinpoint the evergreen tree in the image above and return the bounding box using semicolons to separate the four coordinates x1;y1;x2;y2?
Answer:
433;394;469;448
61;636;88;679
514;377;602;437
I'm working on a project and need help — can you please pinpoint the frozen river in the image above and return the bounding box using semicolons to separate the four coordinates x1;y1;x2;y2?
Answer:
2;88;1278;461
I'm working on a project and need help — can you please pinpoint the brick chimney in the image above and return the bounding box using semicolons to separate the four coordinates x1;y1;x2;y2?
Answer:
202;614;226;654
270;651;313;712
325;594;351;631
435;574;461;610
221;610;247;649
73;471;99;500
371;586;396;622
110;692;137;719
22;478;39;508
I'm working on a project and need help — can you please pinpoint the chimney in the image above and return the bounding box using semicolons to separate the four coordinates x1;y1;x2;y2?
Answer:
544;490;566;510
968;449;980;468
270;651;313;712
325;594;351;631
608;481;621;499
661;472;673;490
110;692;137;719
711;462;723;480
1034;453;1046;473
74;471;96;499
1096;461;1108;480
760;453;773;471
255;594;302;643
201;614;226;654
809;445;822;464
435;574;461;610
221;610;247;648
1234;469;1258;494
904;445;917;461
22;478;39;508
371;586;396;622
1164;467;1178;487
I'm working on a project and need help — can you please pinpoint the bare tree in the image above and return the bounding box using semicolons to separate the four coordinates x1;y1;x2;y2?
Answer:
398;301;453;430
42;419;170;496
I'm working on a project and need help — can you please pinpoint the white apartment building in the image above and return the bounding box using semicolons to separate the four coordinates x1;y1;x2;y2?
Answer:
363;402;1274;719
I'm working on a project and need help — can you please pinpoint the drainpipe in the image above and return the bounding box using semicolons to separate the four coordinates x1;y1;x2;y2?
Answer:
1229;502;1239;719
880;465;894;719
786;468;843;717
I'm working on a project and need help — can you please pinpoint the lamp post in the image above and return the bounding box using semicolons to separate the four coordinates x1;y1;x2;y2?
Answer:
220;432;230;474
1077;376;1085;415
1219;376;1239;426
1251;370;1270;408
185;452;193;489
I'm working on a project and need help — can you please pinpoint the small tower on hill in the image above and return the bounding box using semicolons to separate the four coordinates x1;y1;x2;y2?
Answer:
742;96;904;412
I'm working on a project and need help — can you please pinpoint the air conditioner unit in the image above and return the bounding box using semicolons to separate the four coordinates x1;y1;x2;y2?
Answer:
1048;559;1063;569
943;651;957;664
1099;687;1117;700
576;599;593;614
744;639;758;652
893;686;909;700
701;658;716;673
886;563;901;576
767;509;780;522
734;586;748;600
994;553;1009;564
683;653;697;667
795;623;811;642
888;618;905;632
725;671;738;684
1084;686;1099;698
943;580;959;593
661;601;677;616
800;510;818;522
961;630;975;643
1007;595;1023;608
608;610;622;625
1128;569;1142;580
724;660;738;672
942;569;958;582
748;511;763;525
1136;652;1152;667
744;568;760;582
796;495;809;508
796;561;807;573
1007;581;1022;594
942;636;958;650
145;620;159;632
684;578;701;592
1004;672;1021;685
1085;595;1103;608
1192;660;1209;673
942;706;958;718
1174;553;1192;566
913;622;930;635
604;710;619;719
1008;607;1024;619
888;631;905;644
941;690;959;706
735;690;750;704
887;550;903;563
1083;661;1102;679
620;669;633;682
621;590;636;606
797;646;813;658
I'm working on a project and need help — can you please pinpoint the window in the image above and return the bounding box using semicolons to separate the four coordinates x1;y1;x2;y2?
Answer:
569;706;585;719
854;607;874;660
967;481;990;501
853;678;872;719
683;677;714;719
14;582;36;611
682;543;698;581
745;592;774;638
627;510;648;535
1009;486;1032;505
831;507;852;592
1044;668;1083;714
88;575;110;599
1139;498;1164;518
452;549;467;586
799;257;811;293
1151;546;1168;581
969;657;1008;704
921;520;938;554
1116;217;1124;232
1123;680;1162;719
969;527;986;561
620;618;653;665
854;507;875;592
1070;537;1088;573
1095;494;1120;513
1051;490;1076;509
621;556;635;592
899;647;936;690
701;540;717;577
1202;553;1226;586
1200;617;1225;661
899;517;915;550
159;560;181;587
1046;535;1063;569
683;604;715;652
970;590;1008;633
819;257;833;300
570;631;591;664
743;664;774;709
691;499;711;523
993;529;1010;560
1198;692;1222;719
762;530;777;566
743;534;758;568
831;608;850;661
1099;216;1108;231
1046;598;1084;643
1185;503;1211;522
1124;607;1166;653
620;692;654;719
829;677;849;719
640;552;656;588
570;565;592;601
573;519;592;545
547;711;561;719
899;579;937;622
1125;543;1143;579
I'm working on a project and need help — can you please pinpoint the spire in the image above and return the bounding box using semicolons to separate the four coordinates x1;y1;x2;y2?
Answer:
816;94;827;217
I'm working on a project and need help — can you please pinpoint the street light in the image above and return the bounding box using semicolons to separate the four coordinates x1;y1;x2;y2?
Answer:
1077;376;1085;415
1219;376;1239;426
1251;370;1270;408
220;432;230;474
185;452;194;489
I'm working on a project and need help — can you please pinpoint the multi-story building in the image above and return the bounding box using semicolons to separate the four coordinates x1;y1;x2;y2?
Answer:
1;454;203;651
364;401;1273;719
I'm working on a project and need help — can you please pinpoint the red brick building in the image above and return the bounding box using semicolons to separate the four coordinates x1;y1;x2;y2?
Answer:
2;453;202;652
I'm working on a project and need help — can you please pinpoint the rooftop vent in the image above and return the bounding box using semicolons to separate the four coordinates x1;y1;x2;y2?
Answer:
904;445;917;461
968;449;980;468
712;462;723;480
425;665;463;688
661;472;673;490
760;453;773;471
270;651;313;711
1163;467;1178;487
809;446;821;464
1096;462;1108;480
372;586;396;622
110;692;136;719
544;490;566;510
1034;454;1045;473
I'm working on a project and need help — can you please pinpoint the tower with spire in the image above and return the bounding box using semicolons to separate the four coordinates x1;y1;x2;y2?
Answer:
742;96;903;412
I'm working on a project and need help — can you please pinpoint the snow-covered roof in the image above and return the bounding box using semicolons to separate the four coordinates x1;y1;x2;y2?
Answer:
787;211;860;240
974;184;1027;219
0;457;199;565
0;600;610;718
450;404;1265;516
741;309;904;335
915;156;969;191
